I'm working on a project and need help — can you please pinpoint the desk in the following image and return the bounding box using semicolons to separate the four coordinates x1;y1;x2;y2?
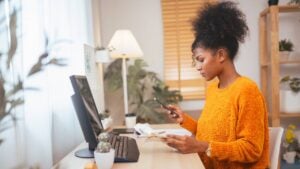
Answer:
52;124;205;169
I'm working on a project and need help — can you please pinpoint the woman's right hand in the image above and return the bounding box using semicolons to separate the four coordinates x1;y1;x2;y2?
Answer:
165;105;184;124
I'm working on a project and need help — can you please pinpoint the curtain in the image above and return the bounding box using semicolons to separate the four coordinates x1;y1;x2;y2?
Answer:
0;0;93;168
23;0;94;168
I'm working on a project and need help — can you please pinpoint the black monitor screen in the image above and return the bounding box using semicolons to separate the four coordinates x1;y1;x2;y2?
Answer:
72;76;103;138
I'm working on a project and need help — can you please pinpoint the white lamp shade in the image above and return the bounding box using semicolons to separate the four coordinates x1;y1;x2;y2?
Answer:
108;30;143;58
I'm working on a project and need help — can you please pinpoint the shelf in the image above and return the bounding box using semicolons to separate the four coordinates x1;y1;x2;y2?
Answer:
260;60;300;67
280;60;300;64
280;113;300;117
259;5;300;126
261;5;300;16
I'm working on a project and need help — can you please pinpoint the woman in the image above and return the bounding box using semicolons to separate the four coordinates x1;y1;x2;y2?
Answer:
163;2;270;169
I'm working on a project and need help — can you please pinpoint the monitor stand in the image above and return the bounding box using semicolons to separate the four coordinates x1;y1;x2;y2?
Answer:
74;148;94;158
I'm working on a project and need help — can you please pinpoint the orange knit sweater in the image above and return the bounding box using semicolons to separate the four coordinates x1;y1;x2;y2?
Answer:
181;77;269;169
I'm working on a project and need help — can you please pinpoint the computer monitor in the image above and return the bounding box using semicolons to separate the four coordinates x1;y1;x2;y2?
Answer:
70;75;103;158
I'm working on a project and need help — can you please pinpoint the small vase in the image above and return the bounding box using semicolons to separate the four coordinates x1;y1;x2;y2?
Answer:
283;151;296;164
101;116;113;130
125;114;136;128
280;51;291;62
280;90;300;113
94;149;115;169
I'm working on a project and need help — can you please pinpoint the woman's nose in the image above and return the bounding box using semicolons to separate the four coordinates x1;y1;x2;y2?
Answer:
195;62;202;70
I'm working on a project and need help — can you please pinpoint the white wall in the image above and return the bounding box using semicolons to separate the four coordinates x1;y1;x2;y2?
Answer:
99;0;300;112
99;0;164;79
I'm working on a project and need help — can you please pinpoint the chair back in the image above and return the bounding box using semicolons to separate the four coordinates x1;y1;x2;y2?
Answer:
269;127;284;169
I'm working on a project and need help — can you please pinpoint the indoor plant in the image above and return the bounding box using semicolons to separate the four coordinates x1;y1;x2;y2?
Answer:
280;76;300;113
99;110;113;130
283;124;299;164
94;133;114;169
279;39;294;61
0;9;66;145
104;59;182;124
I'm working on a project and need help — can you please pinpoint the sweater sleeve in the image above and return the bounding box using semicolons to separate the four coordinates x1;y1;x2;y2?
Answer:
180;113;197;135
210;85;267;163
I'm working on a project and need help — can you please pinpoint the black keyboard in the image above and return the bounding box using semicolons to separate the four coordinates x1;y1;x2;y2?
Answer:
108;135;140;162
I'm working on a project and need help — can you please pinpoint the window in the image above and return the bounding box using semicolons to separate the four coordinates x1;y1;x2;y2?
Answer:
161;0;215;100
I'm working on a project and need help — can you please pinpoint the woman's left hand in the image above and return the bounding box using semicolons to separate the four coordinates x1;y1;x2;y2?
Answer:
162;135;209;154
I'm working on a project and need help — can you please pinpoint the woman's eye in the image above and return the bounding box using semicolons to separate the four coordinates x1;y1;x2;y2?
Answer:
197;58;203;62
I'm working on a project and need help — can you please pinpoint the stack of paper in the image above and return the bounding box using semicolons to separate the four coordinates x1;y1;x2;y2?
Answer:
134;123;192;139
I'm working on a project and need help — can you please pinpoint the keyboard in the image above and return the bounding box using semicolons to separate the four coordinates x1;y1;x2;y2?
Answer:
108;134;140;162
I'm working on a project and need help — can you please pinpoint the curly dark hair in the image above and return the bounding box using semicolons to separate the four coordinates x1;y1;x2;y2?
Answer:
191;1;249;60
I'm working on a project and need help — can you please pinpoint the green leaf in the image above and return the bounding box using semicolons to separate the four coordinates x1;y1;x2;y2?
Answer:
280;76;290;83
27;53;48;77
7;98;24;115
6;77;23;97
0;78;6;121
46;58;68;67
6;11;18;69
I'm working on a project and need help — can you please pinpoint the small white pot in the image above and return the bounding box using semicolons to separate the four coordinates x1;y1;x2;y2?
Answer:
101;116;113;130
283;151;297;164
280;51;291;61
94;149;115;169
280;90;300;113
125;116;136;128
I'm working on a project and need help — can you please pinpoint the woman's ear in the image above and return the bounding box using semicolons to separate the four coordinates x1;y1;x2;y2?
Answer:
216;48;227;63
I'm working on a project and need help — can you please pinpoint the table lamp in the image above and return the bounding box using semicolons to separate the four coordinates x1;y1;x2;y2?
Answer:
108;29;143;116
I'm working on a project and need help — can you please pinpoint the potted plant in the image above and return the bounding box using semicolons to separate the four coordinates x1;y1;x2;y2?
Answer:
0;10;67;145
280;76;300;113
279;39;294;61
125;112;137;128
94;133;114;169
99;110;113;130
283;124;299;164
104;59;182;124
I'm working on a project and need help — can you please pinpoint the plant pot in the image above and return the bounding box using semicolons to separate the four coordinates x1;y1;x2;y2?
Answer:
101;116;113;130
283;151;297;164
280;90;300;113
125;114;136;128
268;0;278;6
280;51;291;62
94;149;115;169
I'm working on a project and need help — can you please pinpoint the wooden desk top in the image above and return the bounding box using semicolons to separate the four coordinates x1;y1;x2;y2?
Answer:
52;124;204;169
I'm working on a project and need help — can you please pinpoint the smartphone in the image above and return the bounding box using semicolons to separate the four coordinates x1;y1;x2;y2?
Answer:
154;97;179;118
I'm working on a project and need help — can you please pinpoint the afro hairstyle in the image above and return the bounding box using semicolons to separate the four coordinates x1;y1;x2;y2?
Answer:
191;1;249;60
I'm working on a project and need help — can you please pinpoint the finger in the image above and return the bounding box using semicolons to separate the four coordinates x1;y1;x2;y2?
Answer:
166;104;177;110
167;134;186;141
167;142;177;149
160;137;168;142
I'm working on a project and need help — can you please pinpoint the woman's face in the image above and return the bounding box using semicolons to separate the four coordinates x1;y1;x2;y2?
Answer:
192;47;223;81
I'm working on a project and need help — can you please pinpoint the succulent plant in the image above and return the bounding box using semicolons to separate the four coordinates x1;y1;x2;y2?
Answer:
97;132;110;142
96;142;112;153
281;76;300;93
279;39;294;52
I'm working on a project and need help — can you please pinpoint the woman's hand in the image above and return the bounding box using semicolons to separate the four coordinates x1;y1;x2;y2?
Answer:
162;135;209;154
165;105;184;124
